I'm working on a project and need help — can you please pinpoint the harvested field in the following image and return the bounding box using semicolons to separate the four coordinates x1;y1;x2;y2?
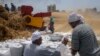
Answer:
44;12;100;36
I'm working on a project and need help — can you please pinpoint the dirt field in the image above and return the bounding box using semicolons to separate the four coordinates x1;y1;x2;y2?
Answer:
44;12;100;36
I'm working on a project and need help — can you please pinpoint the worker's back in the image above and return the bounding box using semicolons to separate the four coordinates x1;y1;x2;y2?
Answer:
72;24;99;56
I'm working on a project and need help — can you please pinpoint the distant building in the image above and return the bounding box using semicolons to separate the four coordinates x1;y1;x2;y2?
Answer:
92;8;97;12
62;10;66;12
85;8;97;13
47;4;58;12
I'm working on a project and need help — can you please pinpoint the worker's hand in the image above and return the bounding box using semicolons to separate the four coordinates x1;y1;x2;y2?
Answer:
71;48;77;56
71;50;76;56
62;37;69;45
62;39;68;45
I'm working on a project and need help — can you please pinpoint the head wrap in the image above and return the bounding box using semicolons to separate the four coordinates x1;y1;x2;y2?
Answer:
31;31;41;42
68;12;84;23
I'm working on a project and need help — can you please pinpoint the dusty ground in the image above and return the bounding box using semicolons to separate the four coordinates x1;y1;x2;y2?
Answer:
44;12;100;36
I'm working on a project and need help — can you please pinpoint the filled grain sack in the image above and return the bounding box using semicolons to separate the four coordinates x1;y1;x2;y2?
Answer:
9;43;23;56
0;48;11;56
20;41;31;56
20;41;31;48
48;34;63;41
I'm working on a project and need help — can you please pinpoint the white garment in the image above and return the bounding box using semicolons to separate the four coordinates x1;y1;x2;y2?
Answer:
9;43;23;56
0;48;11;56
31;31;41;42
57;44;71;56
23;43;37;56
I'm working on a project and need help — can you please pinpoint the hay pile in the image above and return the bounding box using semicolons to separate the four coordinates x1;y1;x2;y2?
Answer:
0;5;5;12
8;14;25;30
0;5;9;20
0;5;31;41
0;24;13;41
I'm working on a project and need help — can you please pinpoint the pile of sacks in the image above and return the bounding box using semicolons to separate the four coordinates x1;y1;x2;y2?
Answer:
0;32;73;56
0;38;31;56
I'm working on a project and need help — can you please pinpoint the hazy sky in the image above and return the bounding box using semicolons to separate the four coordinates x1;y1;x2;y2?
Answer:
1;0;100;13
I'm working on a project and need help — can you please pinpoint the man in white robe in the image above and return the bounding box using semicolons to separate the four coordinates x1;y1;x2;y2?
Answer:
23;31;42;56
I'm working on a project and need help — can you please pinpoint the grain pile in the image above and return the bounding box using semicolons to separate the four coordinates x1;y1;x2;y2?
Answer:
0;5;31;41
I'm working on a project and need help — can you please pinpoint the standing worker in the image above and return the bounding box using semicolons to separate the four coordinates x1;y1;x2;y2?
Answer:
5;4;9;12
11;3;16;12
49;16;55;33
68;13;99;56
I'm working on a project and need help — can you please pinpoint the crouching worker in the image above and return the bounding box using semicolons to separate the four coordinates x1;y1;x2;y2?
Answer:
23;31;42;56
23;31;61;56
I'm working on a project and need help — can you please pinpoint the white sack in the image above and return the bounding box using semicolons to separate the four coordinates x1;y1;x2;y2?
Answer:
0;48;11;56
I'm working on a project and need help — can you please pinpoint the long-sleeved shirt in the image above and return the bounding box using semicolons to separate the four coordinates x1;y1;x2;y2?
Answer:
72;24;99;56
